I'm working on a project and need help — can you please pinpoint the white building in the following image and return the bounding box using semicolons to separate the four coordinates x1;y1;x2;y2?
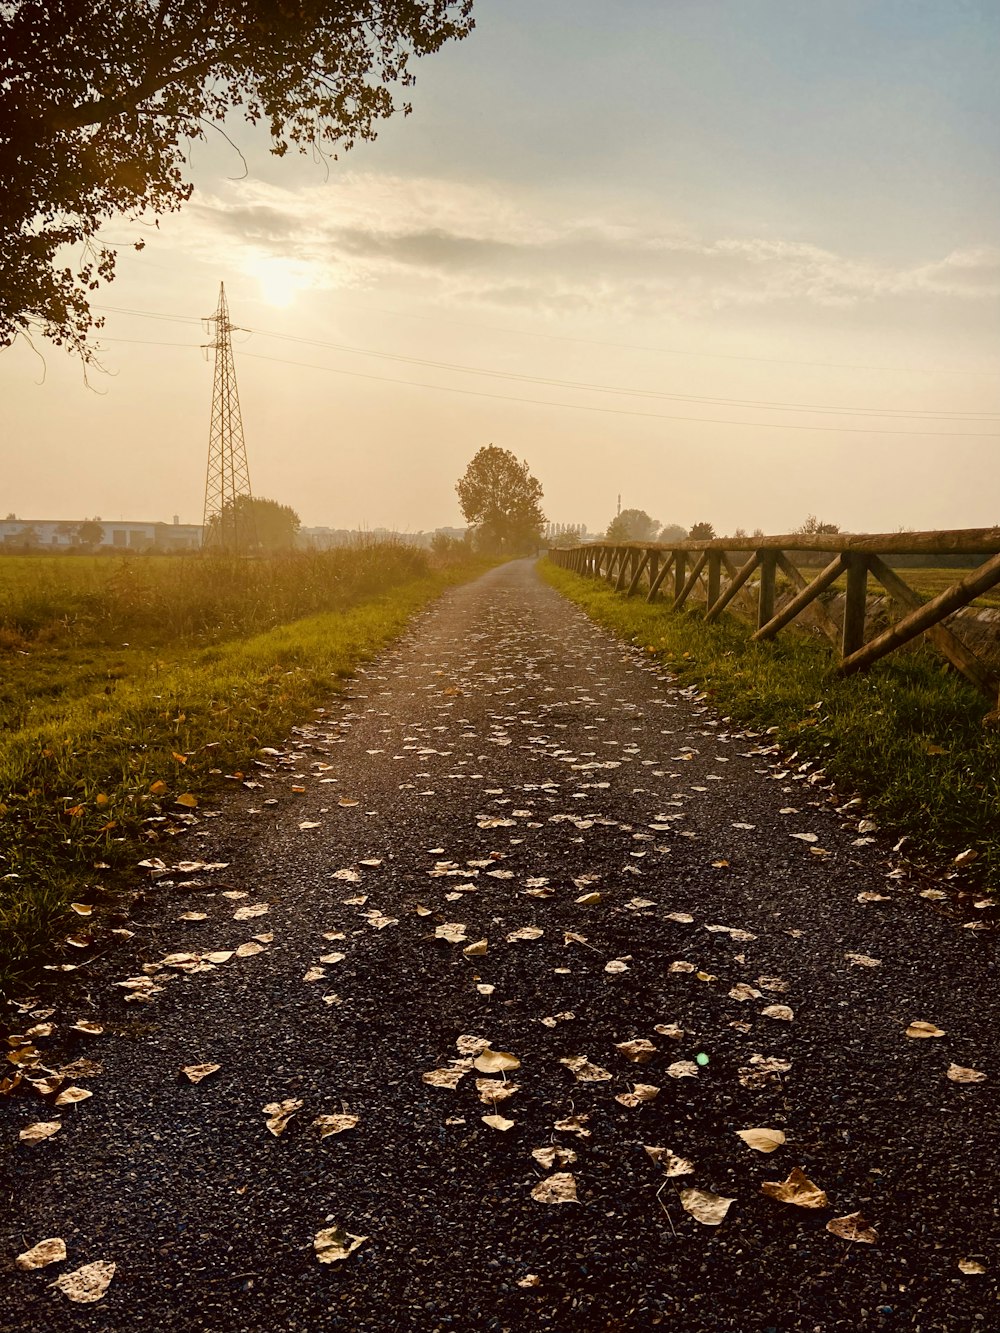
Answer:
0;516;203;551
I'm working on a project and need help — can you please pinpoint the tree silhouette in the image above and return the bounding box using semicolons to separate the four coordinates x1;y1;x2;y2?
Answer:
606;508;659;543
0;2;474;357
456;446;545;555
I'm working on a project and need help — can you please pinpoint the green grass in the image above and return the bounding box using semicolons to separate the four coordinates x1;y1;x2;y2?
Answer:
788;562;1000;608
0;546;489;994
542;561;1000;890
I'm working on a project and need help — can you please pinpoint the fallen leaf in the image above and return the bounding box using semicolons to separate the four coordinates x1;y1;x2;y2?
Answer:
906;1020;945;1039
313;1113;359;1138
202;950;234;965
50;1260;116;1303
761;1166;829;1209
319;952;345;965
263;1098;303;1136
845;953;881;968
314;1225;367;1263
615;1038;656;1064
517;1274;541;1288
826;1211;878;1244
559;1055;612;1082
422;1066;469;1090
553;1113;591;1137
19;1120;61;1144
958;1258;986;1275
16;1236;67;1270
474;1049;521;1074
653;1022;684;1040
181;1063;221;1084
235;941;265;958
482;1113;516;1131
69;1021;103;1036
857;891;890;903
736;1127;786;1154
644;1146;693;1176
506;925;544;943
665;1061;699;1079
532;1145;577;1169
476;1078;520;1104
680;1188;735;1226
947;1063;987;1084
666;912;695;924
575;892;601;905
174;792;198;809
729;984;762;1002
668;960;696;974
302;967;326;983
531;1172;578;1204
563;931;589;946
233;903;269;921
604;958;630;974
435;922;468;944
463;939;488;956
738;1054;791;1088
456;1034;491;1056
615;1083;660;1107
476;983;495;996
53;1086;92;1107
762;1004;794;1022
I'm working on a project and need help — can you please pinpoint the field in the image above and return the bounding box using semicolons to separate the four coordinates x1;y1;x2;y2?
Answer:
0;547;487;992
789;561;1000;608
543;561;1000;891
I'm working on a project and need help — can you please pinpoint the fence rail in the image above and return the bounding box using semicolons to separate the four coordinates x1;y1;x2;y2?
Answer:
547;529;1000;702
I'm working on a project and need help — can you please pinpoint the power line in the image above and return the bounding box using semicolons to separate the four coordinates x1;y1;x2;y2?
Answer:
94;306;999;422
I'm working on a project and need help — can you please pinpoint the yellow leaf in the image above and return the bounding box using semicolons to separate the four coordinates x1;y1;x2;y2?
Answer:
49;1260;116;1303
531;1172;578;1204
174;792;198;809
482;1113;516;1131
947;1063;987;1084
181;1063;221;1084
679;1188;735;1226
474;1049;521;1074
16;1237;67;1270
826;1211;878;1244
906;1020;945;1039
761;1166;829;1209
314;1226;367;1264
735;1127;786;1154
149;780;168;796
172;752;188;765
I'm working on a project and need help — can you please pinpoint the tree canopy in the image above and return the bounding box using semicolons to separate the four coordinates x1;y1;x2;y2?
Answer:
688;520;716;541
456;445;545;555
0;1;474;356
606;508;659;543
204;495;300;554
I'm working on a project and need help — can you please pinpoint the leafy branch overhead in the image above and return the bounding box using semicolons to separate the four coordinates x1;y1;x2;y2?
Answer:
0;0;475;356
456;445;545;556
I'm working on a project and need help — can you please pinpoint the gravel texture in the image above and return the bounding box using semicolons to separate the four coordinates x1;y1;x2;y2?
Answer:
3;559;998;1332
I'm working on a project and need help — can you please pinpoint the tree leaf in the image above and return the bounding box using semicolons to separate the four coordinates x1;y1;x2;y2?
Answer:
559;1055;611;1082
947;1063;986;1083
50;1260;115;1303
530;1172;578;1204
615;1038;656;1063
615;1083;660;1107
761;1166;829;1209
473;1049;520;1074
906;1020;945;1038
735;1127;786;1154
679;1188;735;1226
18;1120;61;1144
15;1237;66;1271
826;1211;878;1244
643;1146;693;1176
262;1098;302;1136
482;1113;516;1131
314;1226;368;1263
313;1113;359;1137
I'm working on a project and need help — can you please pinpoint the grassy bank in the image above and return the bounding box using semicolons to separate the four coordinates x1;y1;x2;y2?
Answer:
542;561;999;890
0;547;487;993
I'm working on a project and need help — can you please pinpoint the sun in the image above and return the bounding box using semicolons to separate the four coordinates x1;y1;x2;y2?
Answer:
248;256;310;308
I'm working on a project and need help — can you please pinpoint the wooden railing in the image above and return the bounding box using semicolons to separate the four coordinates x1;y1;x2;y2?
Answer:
548;529;1000;701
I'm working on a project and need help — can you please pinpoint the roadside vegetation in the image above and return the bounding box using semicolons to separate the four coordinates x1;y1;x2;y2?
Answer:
0;545;487;993
542;561;1000;891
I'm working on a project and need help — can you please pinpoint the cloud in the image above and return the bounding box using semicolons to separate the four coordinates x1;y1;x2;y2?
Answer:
176;173;1000;316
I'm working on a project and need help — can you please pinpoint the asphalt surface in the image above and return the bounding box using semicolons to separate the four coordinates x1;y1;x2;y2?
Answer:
4;559;998;1333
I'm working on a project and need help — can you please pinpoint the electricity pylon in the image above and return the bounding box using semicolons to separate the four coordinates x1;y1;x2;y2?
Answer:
201;283;256;553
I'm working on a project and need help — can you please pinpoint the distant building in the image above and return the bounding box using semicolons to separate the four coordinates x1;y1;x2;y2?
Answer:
0;516;203;551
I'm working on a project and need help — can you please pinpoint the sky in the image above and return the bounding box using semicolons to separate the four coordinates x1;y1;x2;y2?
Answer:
3;0;999;536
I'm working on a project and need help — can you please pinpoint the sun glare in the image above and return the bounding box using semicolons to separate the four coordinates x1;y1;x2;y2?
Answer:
249;257;310;308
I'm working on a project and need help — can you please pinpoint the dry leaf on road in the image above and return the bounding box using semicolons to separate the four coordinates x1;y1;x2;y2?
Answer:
615;1083;660;1107
18;1120;61;1145
736;1127;786;1154
761;1004;794;1022
531;1172;578;1204
644;1146;693;1176
826;1212;878;1244
482;1113;516;1131
906;1021;945;1039
958;1258;986;1275
947;1063;987;1084
665;1061;699;1079
476;1078;519;1104
313;1114;359;1137
761;1166;829;1209
473;1049;520;1074
15;1237;66;1271
615;1039;656;1064
180;1063;221;1085
263;1098;303;1136
559;1055;611;1082
679;1188;735;1226
49;1260;116;1303
532;1145;577;1169
53;1086;92;1107
314;1226;368;1263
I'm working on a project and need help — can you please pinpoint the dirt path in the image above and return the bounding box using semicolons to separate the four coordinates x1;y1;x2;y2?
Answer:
5;560;997;1332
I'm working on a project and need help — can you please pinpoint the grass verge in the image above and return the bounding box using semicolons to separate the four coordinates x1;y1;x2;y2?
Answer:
542;561;1000;890
0;551;488;994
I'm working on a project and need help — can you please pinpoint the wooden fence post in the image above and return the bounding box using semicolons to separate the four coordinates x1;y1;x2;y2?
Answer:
757;551;777;630
706;551;721;608
842;553;869;658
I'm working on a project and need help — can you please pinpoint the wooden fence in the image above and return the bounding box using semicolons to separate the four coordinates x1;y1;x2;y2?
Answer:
547;529;1000;701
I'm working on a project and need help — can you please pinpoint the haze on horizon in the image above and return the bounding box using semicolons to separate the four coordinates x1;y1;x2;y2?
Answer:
2;0;998;540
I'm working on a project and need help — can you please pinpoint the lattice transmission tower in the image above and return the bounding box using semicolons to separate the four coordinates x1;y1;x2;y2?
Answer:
201;283;256;553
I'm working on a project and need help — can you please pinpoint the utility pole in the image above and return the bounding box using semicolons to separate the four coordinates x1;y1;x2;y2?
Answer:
202;283;256;553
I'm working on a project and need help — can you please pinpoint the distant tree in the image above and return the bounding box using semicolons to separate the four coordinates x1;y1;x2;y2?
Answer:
547;526;582;549
606;508;659;543
76;519;104;549
688;521;716;541
0;1;474;358
796;514;841;535
456;446;545;555
658;522;689;544
205;496;300;554
731;526;748;539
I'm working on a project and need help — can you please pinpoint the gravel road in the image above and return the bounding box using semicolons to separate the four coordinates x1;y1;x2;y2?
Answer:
4;559;998;1333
